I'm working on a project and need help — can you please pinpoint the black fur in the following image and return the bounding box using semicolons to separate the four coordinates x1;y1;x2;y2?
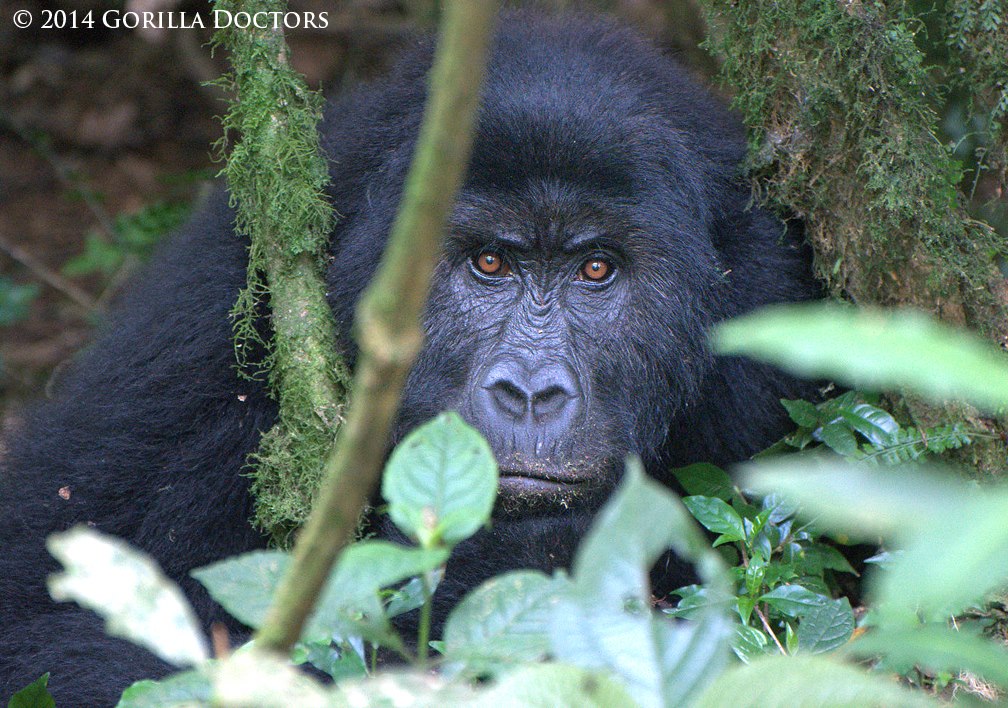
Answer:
0;12;817;704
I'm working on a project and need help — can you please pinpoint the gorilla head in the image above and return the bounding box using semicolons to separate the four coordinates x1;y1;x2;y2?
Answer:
319;13;817;601
0;11;816;703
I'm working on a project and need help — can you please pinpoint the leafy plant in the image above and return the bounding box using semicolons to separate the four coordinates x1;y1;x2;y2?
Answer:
62;201;190;278
762;391;982;464
670;463;856;661
0;277;39;327
28;302;1008;706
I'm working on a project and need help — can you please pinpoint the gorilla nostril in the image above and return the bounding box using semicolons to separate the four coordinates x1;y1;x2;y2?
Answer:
488;379;530;419
531;384;572;420
480;361;582;429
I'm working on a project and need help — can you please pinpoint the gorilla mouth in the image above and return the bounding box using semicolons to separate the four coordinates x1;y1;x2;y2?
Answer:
493;452;610;515
498;471;586;494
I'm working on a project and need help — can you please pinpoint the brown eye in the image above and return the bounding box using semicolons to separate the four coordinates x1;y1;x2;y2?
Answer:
579;258;611;282
473;251;510;276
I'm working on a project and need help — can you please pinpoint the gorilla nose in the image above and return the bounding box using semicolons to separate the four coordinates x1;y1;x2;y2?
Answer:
481;361;581;425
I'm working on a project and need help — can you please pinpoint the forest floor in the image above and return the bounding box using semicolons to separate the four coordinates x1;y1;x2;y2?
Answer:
0;1;420;433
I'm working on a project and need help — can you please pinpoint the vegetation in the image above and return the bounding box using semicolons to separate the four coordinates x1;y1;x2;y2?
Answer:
212;0;351;540
698;0;1007;331
12;305;1008;706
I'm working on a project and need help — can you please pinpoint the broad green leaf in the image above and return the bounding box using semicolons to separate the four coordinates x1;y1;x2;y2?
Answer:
695;655;935;707
473;664;633;707
550;461;732;708
839;403;899;447
742;456;965;538
334;672;477;704
873;493;1008;620
817;420;859;456
759;584;830;618
712;304;1008;413
780;398;819;427
117;669;210;707
730;625;769;663
798;544;857;575
8;673;54;708
190;550;288;630
292;639;367;682
443;570;561;667
848;625;1008;689
682;496;745;542
193;542;447;645
670;463;739;502
382;412;498;547
212;649;329;707
312;541;449;643
795;598;854;653
743;458;1008;619
47;527;209;666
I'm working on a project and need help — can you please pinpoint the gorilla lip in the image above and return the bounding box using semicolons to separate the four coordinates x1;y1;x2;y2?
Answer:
498;472;585;494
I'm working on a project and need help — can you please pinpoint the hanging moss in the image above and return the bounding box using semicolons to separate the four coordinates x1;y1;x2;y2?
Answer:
699;0;1006;335
213;0;351;542
697;0;1008;476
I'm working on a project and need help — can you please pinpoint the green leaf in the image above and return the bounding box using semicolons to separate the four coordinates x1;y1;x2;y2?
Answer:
190;550;288;631
670;463;739;502
292;639;367;682
381;412;498;547
333;672;477;704
7;673;54;708
443;570;561;668
797;543;857;575
795;598;854;654
549;461;732;708
682;496;746;542
712;304;1008;413
848;625;1008;689
311;541;449;644
193;542;447;645
743;458;1008;620
730;626;769;663
780;398;820;427
759;584;831;618
0;278;39;327
472;664;634;707
817;420;859;456
838;403;899;447
695;655;935;707
117;669;211;707
47;527;209;667
212;649;330;705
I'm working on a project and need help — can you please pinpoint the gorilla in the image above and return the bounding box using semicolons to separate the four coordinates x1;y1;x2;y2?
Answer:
0;11;817;704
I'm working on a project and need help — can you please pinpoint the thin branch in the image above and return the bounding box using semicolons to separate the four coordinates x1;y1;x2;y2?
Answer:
0;235;99;312
254;0;499;652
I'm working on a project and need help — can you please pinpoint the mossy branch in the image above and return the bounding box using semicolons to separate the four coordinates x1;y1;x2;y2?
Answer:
254;1;498;653
699;0;1006;334
213;0;351;540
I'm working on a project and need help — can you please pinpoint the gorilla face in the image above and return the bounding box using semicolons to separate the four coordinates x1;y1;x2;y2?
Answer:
403;180;719;518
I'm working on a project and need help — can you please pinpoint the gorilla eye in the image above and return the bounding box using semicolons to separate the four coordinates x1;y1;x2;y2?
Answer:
578;258;612;282
472;251;511;277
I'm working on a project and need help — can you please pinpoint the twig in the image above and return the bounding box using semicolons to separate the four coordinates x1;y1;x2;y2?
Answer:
755;604;788;655
254;0;498;653
0;234;99;312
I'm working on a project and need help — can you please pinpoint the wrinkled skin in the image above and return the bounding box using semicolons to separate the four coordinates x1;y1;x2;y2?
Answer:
0;12;818;704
